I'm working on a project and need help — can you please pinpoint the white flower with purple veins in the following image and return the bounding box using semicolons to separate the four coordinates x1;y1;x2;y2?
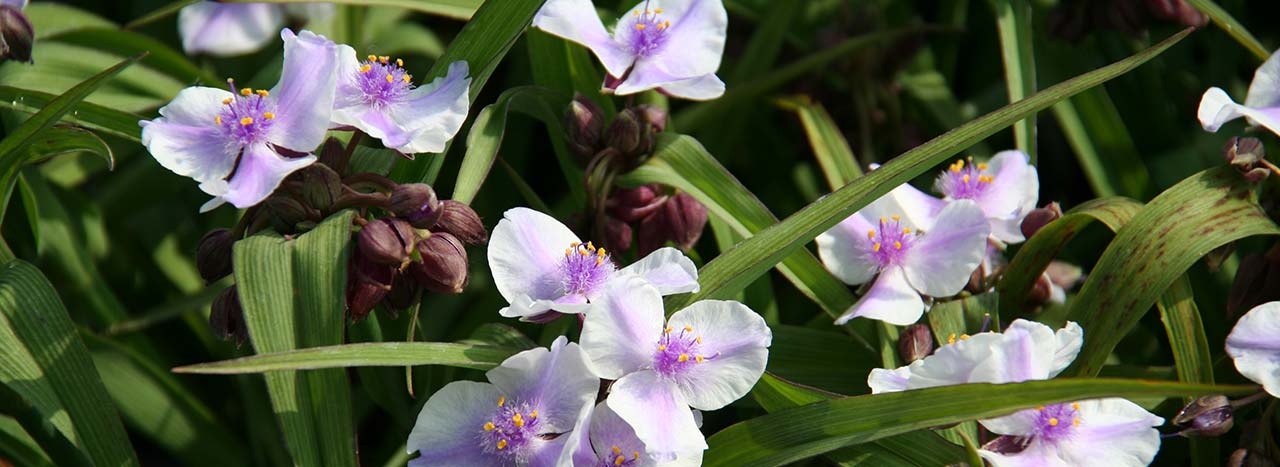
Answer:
178;2;334;57
406;336;598;466
532;0;728;100
1226;301;1280;397
816;194;990;325
331;49;471;155
979;399;1164;467
890;152;1040;244
580;276;771;460
868;319;1082;393
140;29;339;213
488;207;700;320
1199;49;1280;136
561;401;703;466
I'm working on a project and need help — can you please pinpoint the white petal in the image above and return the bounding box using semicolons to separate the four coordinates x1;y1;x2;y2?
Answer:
485;336;598;434
657;73;725;101
979;439;1072;467
388;61;472;154
178;2;283;57
902;331;1004;389
1198;87;1280;137
608;370;707;462
887;182;945;230
977;407;1042;436
1059;398;1163;467
406;381;504;465
973;150;1037;223
618;0;727;80
968;318;1059;384
1049;321;1083;378
558;402;600;467
580;277;665;379
533;0;635;77
866;366;911;394
1226;302;1280;397
665;300;771;410
140;86;239;184
1246;50;1280;109
488;207;581;317
620;247;700;295
836;267;923;326
816;211;879;286
902;200;989;297
218;143;315;209
269;29;340;152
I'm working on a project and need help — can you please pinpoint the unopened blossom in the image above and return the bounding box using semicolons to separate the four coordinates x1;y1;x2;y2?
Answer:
488;207;699;320
580;277;771;459
561;401;703;466
407;336;598;465
868;319;1082;393
1225;301;1280;397
141;29;339;212
817;195;989;325
1199;49;1280;137
0;0;32;63
178;2;333;57
331;48;471;154
532;0;728;100
979;398;1164;467
890;151;1040;244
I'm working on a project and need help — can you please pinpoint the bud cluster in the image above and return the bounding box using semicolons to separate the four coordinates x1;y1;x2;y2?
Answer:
564;94;668;170
600;184;709;255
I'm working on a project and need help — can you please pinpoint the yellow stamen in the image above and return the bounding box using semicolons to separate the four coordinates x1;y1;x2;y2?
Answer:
1048;418;1059;426
956;159;965;169
696;336;702;344
947;333;956;344
484;422;495;431
598;248;607;257
498;397;505;407
963;174;971;184
396;58;404;67
367;54;377;62
379;56;389;64
664;327;673;334
633;452;640;460
891;215;900;221
633;10;639;15
580;249;590;256
664;21;671;29
596;257;604;266
565;248;572;257
978;163;988;170
657;345;666;351
512;413;524;427
386;74;394;83
696;355;704;363
615;456;625;466
612;446;622;455
403;74;412;83
894;241;902;250
256;89;269;97
1071;403;1080;411
867;229;876;239
684;326;693;332
215;115;222;125
587;241;595;250
635;23;646;30
873;243;882;252
360;64;371;73
1072;418;1080;426
263;112;275;120
655;8;663;13
530;410;538;418
240;88;252;96
678;354;689;362
222;98;232;105
497;439;508;450
959;334;970;340
240;117;253;126
1036;405;1046;411
570;242;580;248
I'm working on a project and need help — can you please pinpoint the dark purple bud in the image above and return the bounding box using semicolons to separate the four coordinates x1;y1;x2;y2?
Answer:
1174;395;1234;437
434;200;488;245
411;232;469;294
897;324;934;363
565;93;606;162
209;286;248;347
636;104;668;133
358;218;417;267
390;183;442;229
665;192;708;251
606;184;664;223
264;195;318;233
347;253;393;322
1223;137;1271;183
383;271;419;312
604;216;633;252
315;138;345;171
604;107;659;167
293;163;344;211
0;5;33;64
196;228;234;283
1021;202;1063;239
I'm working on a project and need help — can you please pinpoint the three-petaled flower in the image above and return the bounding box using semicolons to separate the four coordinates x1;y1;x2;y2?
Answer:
889;151;1040;245
561;401;703;466
533;0;728;100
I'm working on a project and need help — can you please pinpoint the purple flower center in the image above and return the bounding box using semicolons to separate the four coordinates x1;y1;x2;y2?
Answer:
597;445;643;467
215;82;276;147
936;158;994;200
478;396;543;460
560;242;615;297
653;325;718;377
620;7;673;57
865;215;917;268
1031;402;1081;444
353;55;414;107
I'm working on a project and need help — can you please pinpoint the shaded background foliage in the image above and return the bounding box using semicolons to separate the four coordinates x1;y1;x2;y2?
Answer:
2;0;1280;465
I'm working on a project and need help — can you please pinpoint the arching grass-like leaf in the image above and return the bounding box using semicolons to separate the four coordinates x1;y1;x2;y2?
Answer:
173;342;521;374
452;86;575;205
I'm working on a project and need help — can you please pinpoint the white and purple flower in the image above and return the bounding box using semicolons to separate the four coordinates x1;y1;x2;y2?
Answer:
1199;49;1280;137
816;194;990;325
140;29;339;212
488;207;700;320
580;276;771;460
331;48;471;155
406;336;598;466
889;151;1040;244
532;0;728;100
178;2;334;57
978;398;1164;467
1225;301;1280;397
560;401;704;466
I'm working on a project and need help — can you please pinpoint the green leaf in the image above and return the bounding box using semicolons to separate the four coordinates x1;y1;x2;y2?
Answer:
0;86;144;142
778;97;863;190
990;0;1037;160
996;196;1143;318
1065;167;1280;377
667;29;1192;312
221;0;482;20
49;28;222;85
173;342;521;374
0;260;138;465
0;43;179;112
452;86;576;205
1183;0;1270;62
24;3;114;38
1157;276;1218;467
232;211;359;466
705;378;1256;467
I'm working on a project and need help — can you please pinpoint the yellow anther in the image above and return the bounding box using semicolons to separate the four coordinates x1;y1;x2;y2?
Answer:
263;112;275;120
633;452;640;460
612;446;622;455
570;242;580;248
891;215;900;221
947;333;957;344
678;354;689;362
386;74;394;83
1036;405;1046;411
1071;403;1080;411
696;336;702;344
867;229;876;239
880;216;887;223
580;249;590;256
379;56;389;64
497;439;508;450
565;248;572;257
367;54;377;61
959;334;970;340
396;58;404;67
657;345;666;351
664;21;671;29
615;456;625;466
498;397;505;407
664;327;673;334
403;74;412;83
215;115;222;125
956;159;966;169
530;410;538;418
655;8;663;13
635;23;646;30
978;163;988;170
596;257;604;266
657;22;667;30
360;64;371;73
1048;418;1059;426
222;98;233;105
240;88;252;96
512;413;524;427
240;117;254;126
696;355;704;363
633;10;639;15
256;89;269;97
873;243;882;252
684;326;693;332
1072;418;1080;426
894;241;902;250
484;422;495;431
963;174;971;184
587;241;595;250
598;248;607;257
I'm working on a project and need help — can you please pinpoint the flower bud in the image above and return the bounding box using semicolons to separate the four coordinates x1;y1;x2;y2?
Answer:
264;195;318;233
897;324;934;363
411;232;469;294
209;286;247;347
0;4;33;64
636;104;668;133
604;107;659;168
604;216;633;252
1174;395;1234;437
1223;137;1270;183
383;271;419;312
293;163;345;211
347;253;393;322
196;228;234;283
433;200;488;245
564;93;605;162
1020;202;1063;239
637;192;708;255
357;217;417;267
606;184;664;223
389;183;442;229
315;138;345;171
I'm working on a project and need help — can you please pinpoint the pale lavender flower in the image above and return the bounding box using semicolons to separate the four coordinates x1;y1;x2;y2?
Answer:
330;47;471;155
580;276;771;460
178;2;333;57
140;29;339;212
816;194;990;325
1199;50;1280;137
889;151;1040;244
1226;301;1280;397
979;399;1164;467
488;207;699;320
532;0;728;100
406;336;598;465
560;401;703;466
